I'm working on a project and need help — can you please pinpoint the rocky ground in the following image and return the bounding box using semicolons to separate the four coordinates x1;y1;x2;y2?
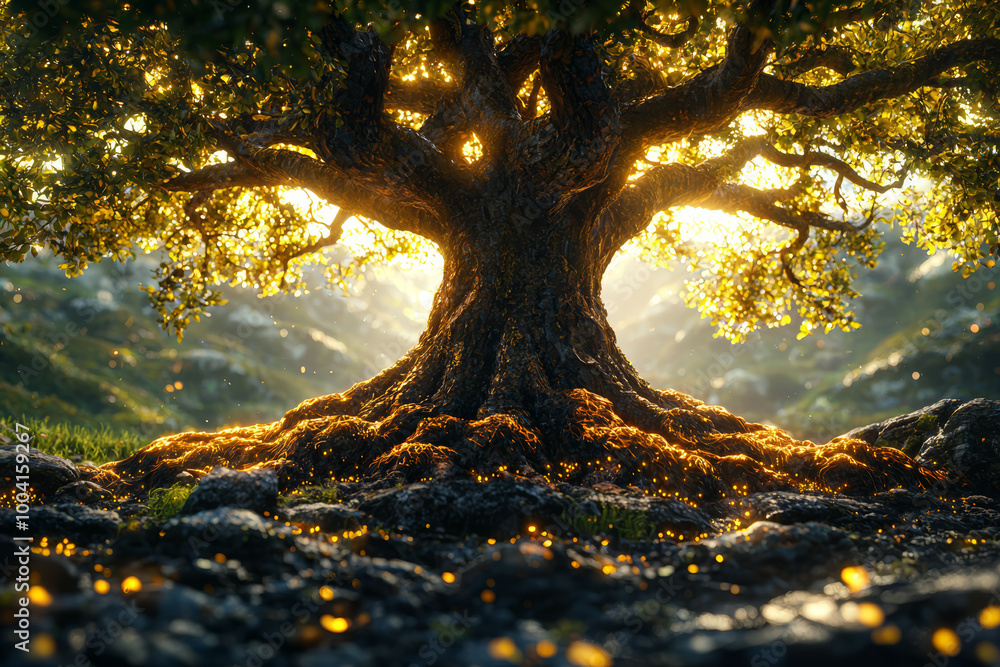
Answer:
3;400;1000;666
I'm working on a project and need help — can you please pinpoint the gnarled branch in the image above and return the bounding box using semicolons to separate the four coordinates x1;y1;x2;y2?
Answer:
594;163;720;265
635;10;699;50
385;76;455;114
743;38;1000;117
774;46;857;77
620;22;772;151
703;136;909;193
497;34;543;97
527;31;621;207
700;182;857;233
161;149;446;243
421;5;520;158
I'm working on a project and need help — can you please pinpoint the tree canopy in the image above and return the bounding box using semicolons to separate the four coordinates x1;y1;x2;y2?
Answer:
2;0;998;340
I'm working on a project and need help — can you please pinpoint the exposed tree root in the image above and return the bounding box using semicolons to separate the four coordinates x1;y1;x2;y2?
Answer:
95;381;942;506
94;255;943;506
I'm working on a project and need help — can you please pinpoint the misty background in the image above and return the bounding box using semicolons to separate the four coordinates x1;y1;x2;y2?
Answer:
1;236;997;445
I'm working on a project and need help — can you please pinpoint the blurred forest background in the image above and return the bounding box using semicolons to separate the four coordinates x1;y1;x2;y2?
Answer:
1;236;997;446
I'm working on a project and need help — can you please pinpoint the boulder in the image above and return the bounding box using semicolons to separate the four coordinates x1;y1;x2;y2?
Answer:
0;444;80;499
281;502;366;532
0;504;121;543
179;466;278;516
840;398;964;456
915;398;1000;490
840;398;1000;493
49;480;114;506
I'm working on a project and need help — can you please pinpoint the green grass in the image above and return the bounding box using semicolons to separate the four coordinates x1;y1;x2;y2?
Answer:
0;416;148;465
146;483;195;520
278;483;341;507
561;502;657;543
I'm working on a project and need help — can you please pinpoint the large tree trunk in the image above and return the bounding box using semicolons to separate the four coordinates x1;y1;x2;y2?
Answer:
97;197;937;501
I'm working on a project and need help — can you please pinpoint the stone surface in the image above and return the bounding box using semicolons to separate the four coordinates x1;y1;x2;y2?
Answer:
840;397;964;456
49;480;114;506
0;504;121;542
282;502;366;532
4;475;1000;667
841;398;1000;490
179;466;279;515
357;478;713;539
6;401;1000;667
916;398;1000;489
0;444;80;498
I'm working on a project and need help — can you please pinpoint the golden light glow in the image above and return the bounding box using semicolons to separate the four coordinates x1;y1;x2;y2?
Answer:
566;640;612;667
980;606;1000;630
28;586;52;606
320;616;350;633
977;642;1000;664
461;133;483;163
857;602;885;628
121;576;142;593
93;580;111;594
488;637;520;661
932;628;961;656
536;640;558;658
840;566;870;593
33;633;56;658
872;624;902;645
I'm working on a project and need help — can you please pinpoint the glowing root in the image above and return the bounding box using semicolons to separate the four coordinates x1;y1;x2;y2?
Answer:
95;386;942;504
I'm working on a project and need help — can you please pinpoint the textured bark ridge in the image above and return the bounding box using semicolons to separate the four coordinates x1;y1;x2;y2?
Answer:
95;201;937;504
88;6;1000;506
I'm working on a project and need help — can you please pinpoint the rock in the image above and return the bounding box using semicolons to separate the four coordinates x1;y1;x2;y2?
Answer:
104;627;150;666
30;551;81;593
916;398;1000;490
179;466;278;516
839;398;963;456
145;633;203;667
158;508;300;562
49;480;114;506
0;444;80;499
282;502;366;532
697;520;856;589
358;478;713;540
743;491;890;531
838;398;1000;493
173;471;198;487
358;479;574;537
575;491;714;538
0;504;121;542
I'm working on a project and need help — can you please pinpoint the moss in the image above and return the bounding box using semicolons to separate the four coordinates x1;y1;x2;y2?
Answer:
903;413;939;457
278;483;341;508
561;502;657;543
874;437;900;450
146;484;195;520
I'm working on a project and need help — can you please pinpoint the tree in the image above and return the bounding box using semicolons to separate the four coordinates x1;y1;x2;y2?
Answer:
2;0;998;501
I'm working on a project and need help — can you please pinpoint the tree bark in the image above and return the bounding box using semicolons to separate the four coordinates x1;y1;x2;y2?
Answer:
90;10;1000;503
98;192;937;502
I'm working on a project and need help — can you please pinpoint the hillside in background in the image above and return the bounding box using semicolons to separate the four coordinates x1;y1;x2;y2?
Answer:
610;238;1000;442
0;252;438;438
1;239;997;444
